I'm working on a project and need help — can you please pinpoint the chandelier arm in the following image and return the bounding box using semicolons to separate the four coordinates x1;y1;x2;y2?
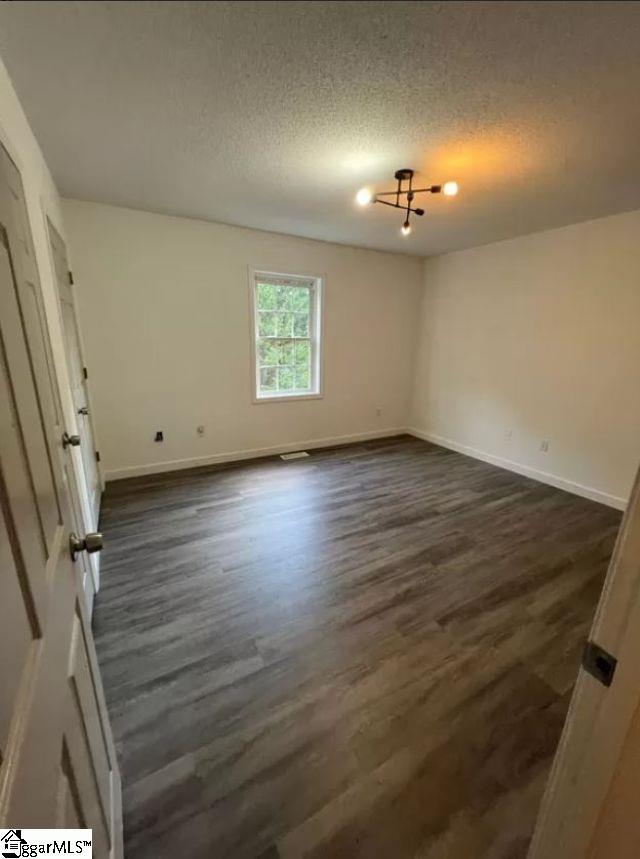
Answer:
375;186;440;197
373;199;424;215
406;173;413;223
374;198;403;209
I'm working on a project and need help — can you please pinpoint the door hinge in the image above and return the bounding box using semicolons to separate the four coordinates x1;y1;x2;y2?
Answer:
583;640;617;687
68;270;74;285
95;450;101;463
83;366;88;380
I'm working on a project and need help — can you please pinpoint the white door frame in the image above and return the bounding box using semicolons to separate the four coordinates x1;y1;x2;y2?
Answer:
529;464;640;857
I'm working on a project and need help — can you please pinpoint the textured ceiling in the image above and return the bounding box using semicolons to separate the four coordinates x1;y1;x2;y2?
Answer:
1;1;639;256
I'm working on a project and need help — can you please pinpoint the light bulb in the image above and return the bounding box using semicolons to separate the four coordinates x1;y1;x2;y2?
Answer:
443;181;459;197
401;220;411;236
356;187;373;206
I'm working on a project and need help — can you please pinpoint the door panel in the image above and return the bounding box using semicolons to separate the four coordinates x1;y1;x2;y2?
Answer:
0;234;49;625
69;612;112;829
0;145;122;856
0;244;61;559
65;676;110;858
57;743;85;829
0;429;40;761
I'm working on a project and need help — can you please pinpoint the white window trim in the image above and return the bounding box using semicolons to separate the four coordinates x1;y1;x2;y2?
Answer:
249;266;324;404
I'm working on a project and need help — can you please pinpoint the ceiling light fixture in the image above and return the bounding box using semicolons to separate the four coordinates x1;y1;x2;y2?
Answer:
355;169;459;235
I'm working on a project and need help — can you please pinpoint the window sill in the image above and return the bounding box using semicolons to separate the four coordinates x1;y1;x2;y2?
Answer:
253;392;323;404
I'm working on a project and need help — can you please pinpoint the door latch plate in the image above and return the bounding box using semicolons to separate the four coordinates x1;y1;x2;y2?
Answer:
583;640;617;687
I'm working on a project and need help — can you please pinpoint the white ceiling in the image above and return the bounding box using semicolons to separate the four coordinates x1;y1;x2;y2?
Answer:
1;1;639;256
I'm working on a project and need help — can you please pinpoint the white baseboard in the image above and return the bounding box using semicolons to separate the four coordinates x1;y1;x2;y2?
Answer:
407;427;627;511
104;428;407;481
104;426;629;511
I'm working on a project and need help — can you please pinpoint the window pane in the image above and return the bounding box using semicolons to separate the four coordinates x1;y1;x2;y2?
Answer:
277;312;293;337
295;366;310;389
258;339;279;366
294;340;310;366
290;287;310;312
278;366;295;390
257;283;278;310
293;313;309;337
260;366;277;391
277;341;294;365
276;285;291;311
258;311;277;337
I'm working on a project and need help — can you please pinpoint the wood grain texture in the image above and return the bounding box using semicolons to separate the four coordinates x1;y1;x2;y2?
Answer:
93;436;620;858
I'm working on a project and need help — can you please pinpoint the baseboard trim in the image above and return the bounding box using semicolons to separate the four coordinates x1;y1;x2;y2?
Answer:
104;428;408;481
407;428;627;511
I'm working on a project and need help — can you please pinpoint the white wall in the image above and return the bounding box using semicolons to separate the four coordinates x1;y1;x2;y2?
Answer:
0;56;99;561
410;210;640;509
63;200;423;479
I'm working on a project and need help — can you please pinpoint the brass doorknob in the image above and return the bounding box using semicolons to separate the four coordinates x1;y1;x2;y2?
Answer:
62;432;81;448
69;531;103;561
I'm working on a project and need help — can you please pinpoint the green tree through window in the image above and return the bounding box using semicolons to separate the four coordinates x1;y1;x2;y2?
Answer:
254;275;320;398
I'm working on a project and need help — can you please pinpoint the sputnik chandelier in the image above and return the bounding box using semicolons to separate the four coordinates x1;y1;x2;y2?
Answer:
356;169;458;236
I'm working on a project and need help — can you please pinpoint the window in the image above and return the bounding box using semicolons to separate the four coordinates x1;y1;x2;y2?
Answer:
251;270;322;401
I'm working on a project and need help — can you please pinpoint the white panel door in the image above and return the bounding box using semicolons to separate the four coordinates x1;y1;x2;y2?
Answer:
47;220;102;523
0;145;122;857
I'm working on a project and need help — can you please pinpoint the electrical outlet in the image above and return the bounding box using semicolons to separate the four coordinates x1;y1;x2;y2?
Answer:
196;425;205;436
506;428;513;439
376;407;383;417
540;439;549;452
154;430;164;442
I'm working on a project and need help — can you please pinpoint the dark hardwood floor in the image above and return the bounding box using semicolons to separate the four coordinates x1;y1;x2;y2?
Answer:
93;436;621;859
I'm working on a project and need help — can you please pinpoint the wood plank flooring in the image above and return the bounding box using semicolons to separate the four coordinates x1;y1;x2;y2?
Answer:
93;436;621;858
